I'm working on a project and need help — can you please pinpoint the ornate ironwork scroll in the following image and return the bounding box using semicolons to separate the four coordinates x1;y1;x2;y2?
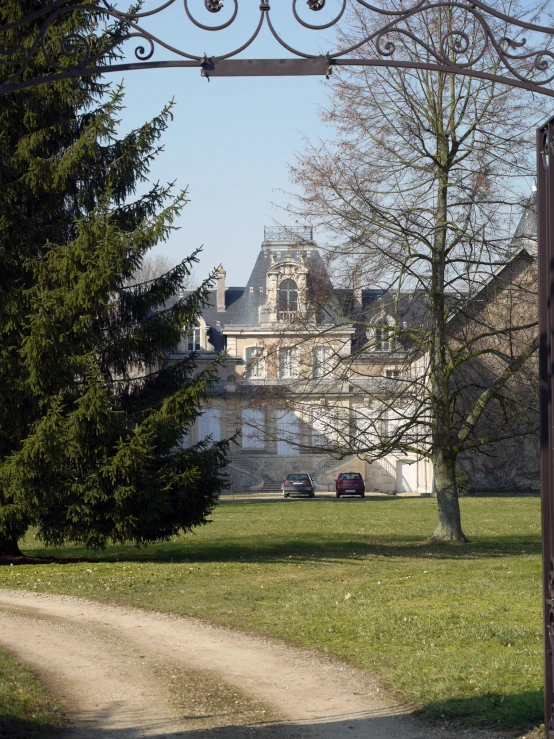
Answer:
2;0;554;95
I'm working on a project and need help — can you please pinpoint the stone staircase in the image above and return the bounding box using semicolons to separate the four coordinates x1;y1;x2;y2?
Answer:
260;473;283;494
313;455;355;490
226;453;358;494
227;453;263;492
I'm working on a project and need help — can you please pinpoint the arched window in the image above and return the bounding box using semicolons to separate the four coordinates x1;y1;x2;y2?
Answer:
278;279;298;319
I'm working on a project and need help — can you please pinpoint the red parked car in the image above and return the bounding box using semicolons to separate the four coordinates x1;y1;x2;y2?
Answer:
335;472;366;498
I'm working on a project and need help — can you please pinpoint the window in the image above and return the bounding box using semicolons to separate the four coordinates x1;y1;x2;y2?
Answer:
198;408;221;447
245;347;265;379
374;325;393;352
313;345;333;379
355;406;377;450
242;409;265;449
313;406;335;447
279;346;299;379
186;325;201;351
385;368;400;378
380;409;401;440
179;427;191;449
276;410;300;455
278;279;298;320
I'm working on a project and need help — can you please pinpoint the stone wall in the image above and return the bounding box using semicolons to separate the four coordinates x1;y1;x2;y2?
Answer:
458;435;539;492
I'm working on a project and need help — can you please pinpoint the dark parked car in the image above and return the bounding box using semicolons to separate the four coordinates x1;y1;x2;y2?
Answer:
282;473;315;498
335;472;366;498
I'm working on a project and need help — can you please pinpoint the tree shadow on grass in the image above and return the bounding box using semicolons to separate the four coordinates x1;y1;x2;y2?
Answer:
12;532;542;567
0;716;57;738
1;696;542;738
7;496;541;567
422;690;543;733
4;700;541;738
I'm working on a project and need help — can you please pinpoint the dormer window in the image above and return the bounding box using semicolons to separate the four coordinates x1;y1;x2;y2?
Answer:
182;318;213;353
245;346;265;379
374;325;393;352
186;325;201;351
278;279;298;320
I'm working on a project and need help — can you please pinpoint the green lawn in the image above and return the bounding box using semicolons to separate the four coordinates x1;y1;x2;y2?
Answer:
0;495;544;732
0;649;62;739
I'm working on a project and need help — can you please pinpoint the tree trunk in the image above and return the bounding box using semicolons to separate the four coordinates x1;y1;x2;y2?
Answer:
0;536;23;557
430;449;467;542
426;110;467;545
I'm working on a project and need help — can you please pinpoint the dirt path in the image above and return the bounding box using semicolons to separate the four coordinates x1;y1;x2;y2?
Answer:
0;590;519;738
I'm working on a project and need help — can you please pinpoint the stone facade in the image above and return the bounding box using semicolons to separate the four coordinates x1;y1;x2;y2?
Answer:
168;204;539;494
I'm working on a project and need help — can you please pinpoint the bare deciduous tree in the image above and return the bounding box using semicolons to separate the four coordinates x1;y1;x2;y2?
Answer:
128;253;197;287
269;0;550;541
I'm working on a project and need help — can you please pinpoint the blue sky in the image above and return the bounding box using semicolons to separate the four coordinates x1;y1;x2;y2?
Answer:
111;0;341;285
109;0;542;287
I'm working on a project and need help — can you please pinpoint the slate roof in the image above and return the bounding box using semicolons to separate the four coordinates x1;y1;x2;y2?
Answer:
188;192;538;352
335;288;382;316
342;289;433;325
201;287;244;351
509;191;537;255
166;286;244;352
348;289;434;353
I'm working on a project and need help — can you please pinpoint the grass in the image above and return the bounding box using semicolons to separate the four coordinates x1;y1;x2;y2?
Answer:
0;648;62;738
0;495;544;732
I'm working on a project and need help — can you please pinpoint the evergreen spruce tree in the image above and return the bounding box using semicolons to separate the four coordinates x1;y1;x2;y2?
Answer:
0;2;227;556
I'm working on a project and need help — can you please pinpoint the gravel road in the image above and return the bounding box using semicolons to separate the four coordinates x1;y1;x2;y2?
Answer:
0;590;525;738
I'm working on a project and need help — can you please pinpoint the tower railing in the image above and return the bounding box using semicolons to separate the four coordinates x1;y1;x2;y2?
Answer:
264;226;313;242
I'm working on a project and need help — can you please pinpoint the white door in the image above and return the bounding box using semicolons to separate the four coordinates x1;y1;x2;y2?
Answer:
198;409;221;447
276;410;300;455
397;460;417;493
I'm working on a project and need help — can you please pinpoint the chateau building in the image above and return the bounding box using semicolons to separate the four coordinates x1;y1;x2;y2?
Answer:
170;203;539;495
172;226;432;494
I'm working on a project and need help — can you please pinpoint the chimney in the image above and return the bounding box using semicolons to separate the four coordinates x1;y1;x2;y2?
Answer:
217;265;226;312
353;265;362;313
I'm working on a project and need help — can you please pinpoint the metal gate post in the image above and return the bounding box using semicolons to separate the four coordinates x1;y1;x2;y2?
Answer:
538;116;554;738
